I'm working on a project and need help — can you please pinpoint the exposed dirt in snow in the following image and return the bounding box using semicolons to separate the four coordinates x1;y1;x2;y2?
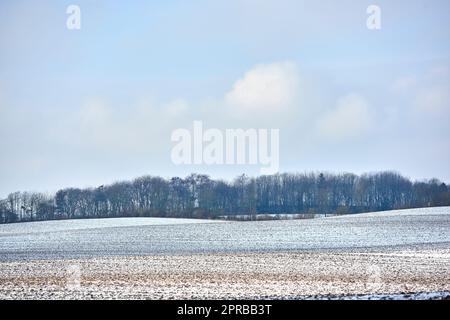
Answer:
0;207;449;299
0;246;449;299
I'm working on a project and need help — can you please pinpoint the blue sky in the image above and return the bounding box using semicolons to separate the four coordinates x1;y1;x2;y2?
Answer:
1;0;450;197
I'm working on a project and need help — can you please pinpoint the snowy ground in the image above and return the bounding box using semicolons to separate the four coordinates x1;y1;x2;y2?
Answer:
0;217;221;235
0;207;449;299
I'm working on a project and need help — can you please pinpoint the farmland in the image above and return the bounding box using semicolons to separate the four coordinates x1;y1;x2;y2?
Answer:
0;207;449;299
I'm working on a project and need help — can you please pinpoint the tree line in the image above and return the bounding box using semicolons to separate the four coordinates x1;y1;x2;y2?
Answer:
1;171;449;223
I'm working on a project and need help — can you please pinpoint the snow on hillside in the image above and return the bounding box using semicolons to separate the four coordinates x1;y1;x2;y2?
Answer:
0;217;223;235
331;206;450;219
0;207;449;299
0;206;449;262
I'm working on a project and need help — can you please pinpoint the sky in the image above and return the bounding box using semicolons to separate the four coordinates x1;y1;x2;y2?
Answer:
0;0;450;197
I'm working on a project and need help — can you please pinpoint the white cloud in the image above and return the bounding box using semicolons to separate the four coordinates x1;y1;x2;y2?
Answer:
163;99;189;117
392;76;417;93
225;61;299;115
393;66;450;117
426;66;449;80
79;98;129;150
414;85;450;114
78;97;192;153
316;94;372;140
80;98;111;128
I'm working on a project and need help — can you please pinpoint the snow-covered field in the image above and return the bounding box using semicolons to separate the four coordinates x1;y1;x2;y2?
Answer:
0;207;449;299
0;217;221;235
1;207;449;260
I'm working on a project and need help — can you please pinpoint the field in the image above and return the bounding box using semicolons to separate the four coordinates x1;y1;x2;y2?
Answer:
0;207;449;299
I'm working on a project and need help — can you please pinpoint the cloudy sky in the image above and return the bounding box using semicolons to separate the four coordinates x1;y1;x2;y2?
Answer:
1;0;449;197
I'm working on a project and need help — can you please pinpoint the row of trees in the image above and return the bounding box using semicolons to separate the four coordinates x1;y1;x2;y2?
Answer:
1;171;449;223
